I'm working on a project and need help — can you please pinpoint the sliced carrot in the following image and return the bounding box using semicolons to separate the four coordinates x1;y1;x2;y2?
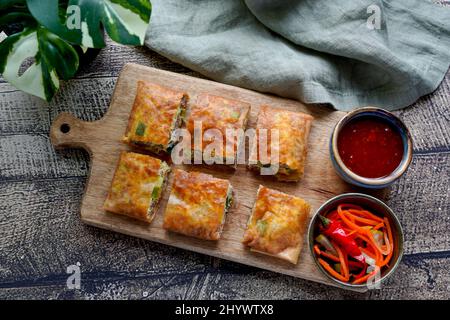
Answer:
381;231;392;255
344;251;350;278
357;234;382;264
360;247;376;260
352;269;378;285
366;229;390;256
342;227;357;235
320;251;340;263
348;208;384;223
373;222;385;230
384;217;394;248
339;204;364;211
342;211;379;226
320;251;364;271
379;249;393;267
379;218;395;267
332;241;349;280
337;206;365;231
314;245;321;255
319;205;395;281
318;258;349;282
361;244;377;257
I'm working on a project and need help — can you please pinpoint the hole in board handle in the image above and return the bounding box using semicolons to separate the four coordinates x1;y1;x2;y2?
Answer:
60;123;71;134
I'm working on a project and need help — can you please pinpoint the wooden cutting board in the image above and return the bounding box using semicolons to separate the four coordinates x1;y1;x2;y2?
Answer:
50;63;373;292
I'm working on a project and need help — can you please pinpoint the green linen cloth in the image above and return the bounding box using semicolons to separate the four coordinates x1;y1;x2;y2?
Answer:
145;0;450;110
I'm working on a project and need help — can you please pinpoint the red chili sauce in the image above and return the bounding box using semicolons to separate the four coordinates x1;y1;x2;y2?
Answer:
337;117;404;178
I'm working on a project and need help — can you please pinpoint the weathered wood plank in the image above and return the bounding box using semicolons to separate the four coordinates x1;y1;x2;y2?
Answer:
0;273;203;300
394;70;450;153
0;271;346;300
0;135;88;181
0;178;211;285
1;253;450;299
368;253;450;300
386;151;450;254
0;78;115;135
209;253;450;299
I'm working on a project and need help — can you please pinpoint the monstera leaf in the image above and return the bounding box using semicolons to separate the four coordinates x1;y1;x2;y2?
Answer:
0;0;151;102
26;0;152;48
0;2;79;101
0;26;79;101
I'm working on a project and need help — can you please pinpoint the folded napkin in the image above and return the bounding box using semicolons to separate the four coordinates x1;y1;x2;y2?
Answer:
145;0;450;111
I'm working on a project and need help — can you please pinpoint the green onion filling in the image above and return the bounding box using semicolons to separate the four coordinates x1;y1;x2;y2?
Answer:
225;192;233;211
230;111;240;119
151;185;161;202
167;105;184;151
135;121;146;136
256;220;268;236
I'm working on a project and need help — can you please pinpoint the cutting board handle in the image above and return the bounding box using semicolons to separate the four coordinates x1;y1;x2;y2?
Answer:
50;112;96;154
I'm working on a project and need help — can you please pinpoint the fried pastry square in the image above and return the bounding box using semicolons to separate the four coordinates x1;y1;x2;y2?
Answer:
242;186;310;264
248;105;313;181
186;94;250;166
123;81;189;154
103;151;170;223
163;169;233;240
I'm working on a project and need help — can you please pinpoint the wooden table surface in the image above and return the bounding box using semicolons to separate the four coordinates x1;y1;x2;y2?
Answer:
1;41;449;300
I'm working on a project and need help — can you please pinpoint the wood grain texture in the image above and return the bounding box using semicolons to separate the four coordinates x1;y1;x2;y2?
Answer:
0;40;449;299
0;178;211;284
0;135;88;181
1;254;450;300
395;75;450;153
388;152;450;254
48;63;365;290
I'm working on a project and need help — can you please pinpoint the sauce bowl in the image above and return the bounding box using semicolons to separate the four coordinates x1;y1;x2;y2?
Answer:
308;193;404;290
330;107;413;189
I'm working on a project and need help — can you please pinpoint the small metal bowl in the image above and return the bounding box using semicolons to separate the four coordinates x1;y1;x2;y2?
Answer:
308;193;404;290
330;107;413;189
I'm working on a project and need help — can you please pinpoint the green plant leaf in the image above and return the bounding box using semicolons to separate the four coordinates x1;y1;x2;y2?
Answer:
0;0;34;31
0;0;26;10
0;12;35;30
0;26;79;101
26;0;152;48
